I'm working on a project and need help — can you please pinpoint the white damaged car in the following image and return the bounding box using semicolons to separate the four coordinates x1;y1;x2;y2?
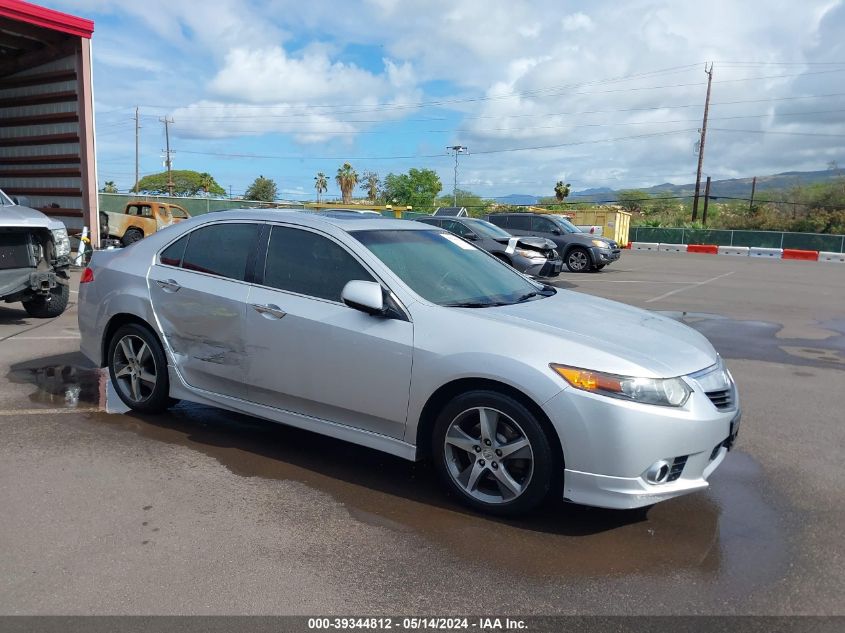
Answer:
0;188;71;318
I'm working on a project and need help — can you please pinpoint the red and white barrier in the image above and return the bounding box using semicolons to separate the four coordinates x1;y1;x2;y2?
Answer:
625;242;840;263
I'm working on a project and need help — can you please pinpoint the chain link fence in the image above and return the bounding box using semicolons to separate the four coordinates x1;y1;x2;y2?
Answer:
630;227;845;253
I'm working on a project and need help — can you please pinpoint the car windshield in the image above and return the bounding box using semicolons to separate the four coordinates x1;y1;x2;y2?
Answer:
353;229;547;307
552;216;582;233
463;219;511;239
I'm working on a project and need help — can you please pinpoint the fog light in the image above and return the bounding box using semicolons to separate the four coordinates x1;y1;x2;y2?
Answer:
645;459;671;484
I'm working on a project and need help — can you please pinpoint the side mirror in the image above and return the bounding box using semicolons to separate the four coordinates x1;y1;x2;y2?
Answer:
551;227;562;235
464;232;478;241
341;280;385;316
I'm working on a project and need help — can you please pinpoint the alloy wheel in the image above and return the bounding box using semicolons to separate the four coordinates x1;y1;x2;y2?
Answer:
568;249;588;271
443;407;534;505
112;334;157;403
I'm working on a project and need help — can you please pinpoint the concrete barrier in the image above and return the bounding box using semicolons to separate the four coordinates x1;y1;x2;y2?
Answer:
687;244;719;255
819;251;845;263
782;249;819;261
658;243;687;253
749;247;783;258
631;242;659;251
718;245;750;256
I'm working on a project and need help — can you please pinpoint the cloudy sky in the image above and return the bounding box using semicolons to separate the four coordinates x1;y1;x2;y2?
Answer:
53;0;845;199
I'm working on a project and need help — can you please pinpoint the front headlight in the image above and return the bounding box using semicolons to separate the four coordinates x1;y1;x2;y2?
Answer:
550;364;692;407
514;247;545;259
591;239;610;249
51;227;71;257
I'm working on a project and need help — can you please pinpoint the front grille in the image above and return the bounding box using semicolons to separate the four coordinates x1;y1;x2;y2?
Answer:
706;388;735;411
0;231;35;270
667;455;687;482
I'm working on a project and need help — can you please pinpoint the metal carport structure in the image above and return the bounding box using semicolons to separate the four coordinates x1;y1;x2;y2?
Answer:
0;0;97;245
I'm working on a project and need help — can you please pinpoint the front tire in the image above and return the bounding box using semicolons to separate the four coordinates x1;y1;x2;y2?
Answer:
107;323;172;413
433;390;555;516
23;283;69;318
565;247;591;273
121;228;143;246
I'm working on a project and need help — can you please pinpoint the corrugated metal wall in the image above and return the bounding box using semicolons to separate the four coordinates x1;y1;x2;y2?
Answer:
0;53;84;231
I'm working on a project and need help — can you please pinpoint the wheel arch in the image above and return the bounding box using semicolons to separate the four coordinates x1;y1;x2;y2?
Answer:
101;313;162;367
414;377;564;469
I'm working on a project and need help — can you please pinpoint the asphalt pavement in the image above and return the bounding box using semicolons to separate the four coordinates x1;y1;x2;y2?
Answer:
0;252;843;615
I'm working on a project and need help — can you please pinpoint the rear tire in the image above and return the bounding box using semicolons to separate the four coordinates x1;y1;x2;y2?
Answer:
433;390;555;516
22;282;69;318
121;228;143;246
565;247;591;273
107;323;172;413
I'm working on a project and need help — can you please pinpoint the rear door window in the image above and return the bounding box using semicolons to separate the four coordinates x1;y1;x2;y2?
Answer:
487;215;508;229
531;216;557;234
508;215;530;231
179;223;259;281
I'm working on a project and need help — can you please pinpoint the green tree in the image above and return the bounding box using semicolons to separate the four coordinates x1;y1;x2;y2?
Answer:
199;172;214;196
554;181;571;203
314;172;328;203
244;175;278;202
361;171;380;202
382;168;443;212
616;189;651;214
336;163;359;204
101;180;118;194
134;170;225;196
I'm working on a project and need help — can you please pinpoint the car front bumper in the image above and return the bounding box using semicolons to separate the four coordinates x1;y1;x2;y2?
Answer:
516;255;563;278
542;382;740;509
591;247;622;266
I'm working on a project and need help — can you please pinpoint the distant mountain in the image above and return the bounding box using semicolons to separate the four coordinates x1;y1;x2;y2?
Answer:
497;193;539;205
567;168;842;202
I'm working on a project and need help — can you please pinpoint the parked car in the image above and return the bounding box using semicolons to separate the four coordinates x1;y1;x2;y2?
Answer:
79;211;739;516
100;201;191;247
0;188;71;317
486;212;621;272
314;209;384;219
416;216;561;278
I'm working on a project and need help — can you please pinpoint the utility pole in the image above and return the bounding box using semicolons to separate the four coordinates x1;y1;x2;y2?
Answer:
692;63;714;221
749;176;757;213
160;116;174;196
229;185;233;199
447;145;468;207
134;106;140;193
702;176;712;225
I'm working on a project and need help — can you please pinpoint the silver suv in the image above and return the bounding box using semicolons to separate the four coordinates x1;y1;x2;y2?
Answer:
78;211;739;515
0;188;71;318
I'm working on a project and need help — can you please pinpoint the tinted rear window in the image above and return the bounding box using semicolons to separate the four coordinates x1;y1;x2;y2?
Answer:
180;223;258;281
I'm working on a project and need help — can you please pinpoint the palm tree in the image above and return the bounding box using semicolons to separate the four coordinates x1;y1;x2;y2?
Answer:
314;172;328;203
554;181;571;203
101;181;118;194
199;172;214;197
360;171;380;202
335;162;359;204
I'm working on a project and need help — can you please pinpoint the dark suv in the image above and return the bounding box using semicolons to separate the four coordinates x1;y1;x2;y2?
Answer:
485;212;621;272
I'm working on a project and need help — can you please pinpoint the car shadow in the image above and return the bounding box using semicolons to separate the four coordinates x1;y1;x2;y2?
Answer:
0;304;30;325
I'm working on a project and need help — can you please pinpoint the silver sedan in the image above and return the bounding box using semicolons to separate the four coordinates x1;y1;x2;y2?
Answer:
78;210;740;515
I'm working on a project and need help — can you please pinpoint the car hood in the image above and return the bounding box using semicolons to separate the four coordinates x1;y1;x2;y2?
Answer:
0;204;63;230
471;291;717;377
493;235;557;251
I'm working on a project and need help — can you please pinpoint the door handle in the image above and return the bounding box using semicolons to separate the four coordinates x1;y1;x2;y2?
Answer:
251;303;287;319
154;278;181;292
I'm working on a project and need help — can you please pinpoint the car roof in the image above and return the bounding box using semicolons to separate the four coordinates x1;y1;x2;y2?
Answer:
189;208;433;233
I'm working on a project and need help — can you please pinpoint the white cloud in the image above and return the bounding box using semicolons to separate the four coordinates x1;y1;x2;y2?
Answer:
561;12;594;32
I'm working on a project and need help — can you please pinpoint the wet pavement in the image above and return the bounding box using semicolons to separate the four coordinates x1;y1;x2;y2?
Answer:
0;255;843;614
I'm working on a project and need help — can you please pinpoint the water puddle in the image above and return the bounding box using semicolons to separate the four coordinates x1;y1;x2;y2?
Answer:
657;311;845;369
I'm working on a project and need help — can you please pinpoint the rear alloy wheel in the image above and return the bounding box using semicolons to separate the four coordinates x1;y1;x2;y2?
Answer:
565;247;591;272
107;323;171;413
23;282;70;318
121;228;143;246
433;390;555;515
